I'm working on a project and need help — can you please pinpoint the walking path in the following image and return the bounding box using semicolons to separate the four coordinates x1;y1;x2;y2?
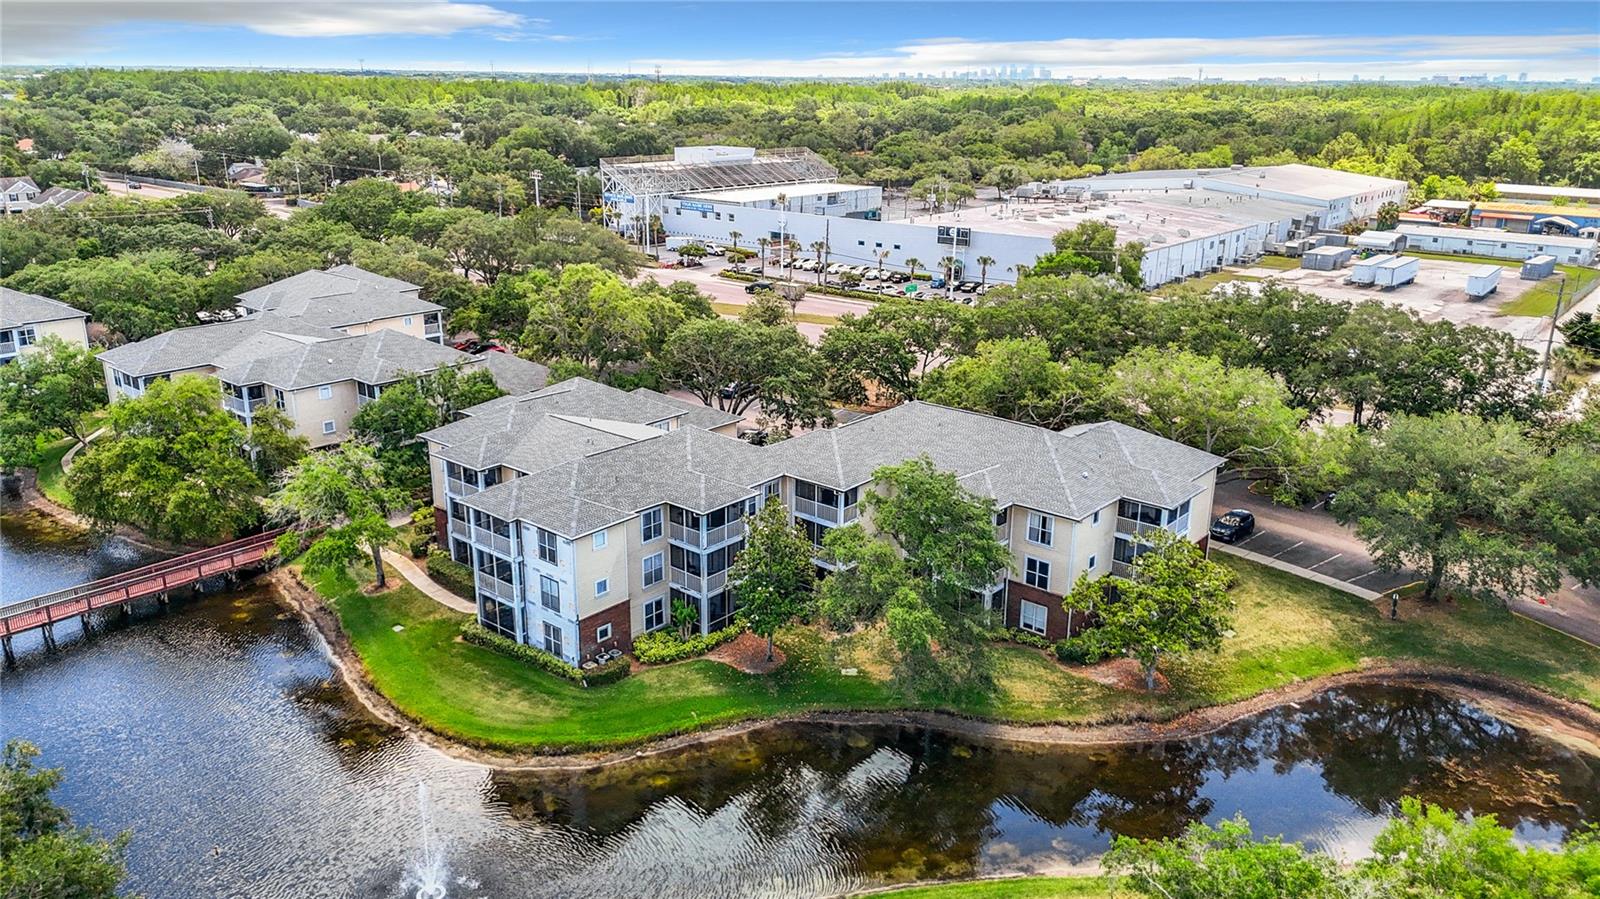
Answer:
379;548;473;614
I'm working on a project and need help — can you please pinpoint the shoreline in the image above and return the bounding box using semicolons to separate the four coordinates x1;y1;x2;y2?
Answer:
4;469;187;556
268;568;1600;771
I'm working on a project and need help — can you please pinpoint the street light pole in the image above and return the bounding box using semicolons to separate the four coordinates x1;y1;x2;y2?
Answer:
1538;273;1568;393
531;169;542;207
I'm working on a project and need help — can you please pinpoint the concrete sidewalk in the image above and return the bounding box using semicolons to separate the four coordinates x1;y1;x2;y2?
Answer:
380;548;473;615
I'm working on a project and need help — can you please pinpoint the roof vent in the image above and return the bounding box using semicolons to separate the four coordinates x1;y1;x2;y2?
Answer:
1080;471;1090;479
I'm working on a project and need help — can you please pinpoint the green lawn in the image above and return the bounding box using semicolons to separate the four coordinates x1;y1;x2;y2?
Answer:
711;301;839;327
313;554;1600;754
857;876;1107;899
34;435;78;507
1251;255;1302;271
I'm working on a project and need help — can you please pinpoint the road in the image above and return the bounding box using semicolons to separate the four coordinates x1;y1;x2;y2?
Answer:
1213;477;1600;646
101;177;297;219
638;257;876;342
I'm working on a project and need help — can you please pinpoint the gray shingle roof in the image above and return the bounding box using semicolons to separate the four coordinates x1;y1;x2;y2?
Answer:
1;287;88;330
234;266;439;329
422;378;703;451
211;328;471;389
627;387;743;430
96;314;339;376
474;352;550;395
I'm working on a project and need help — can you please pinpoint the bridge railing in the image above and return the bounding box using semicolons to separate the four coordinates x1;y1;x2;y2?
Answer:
0;528;288;618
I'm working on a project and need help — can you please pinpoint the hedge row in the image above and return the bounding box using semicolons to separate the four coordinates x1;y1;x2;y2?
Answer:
425;548;474;599
459;621;632;687
632;625;743;664
715;270;889;304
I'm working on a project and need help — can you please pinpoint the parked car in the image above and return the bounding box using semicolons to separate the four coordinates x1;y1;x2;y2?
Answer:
1209;509;1256;543
704;245;726;256
975;284;994;296
680;257;704;268
719;382;744;399
888;272;910;283
957;281;979;293
929;277;947;289
746;280;774;293
879;285;902;296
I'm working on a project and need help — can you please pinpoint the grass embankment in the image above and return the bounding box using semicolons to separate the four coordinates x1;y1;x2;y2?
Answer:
313;555;1600;754
33;436;78;506
857;876;1107;899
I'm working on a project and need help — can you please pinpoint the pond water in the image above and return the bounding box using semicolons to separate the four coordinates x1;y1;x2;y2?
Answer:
3;508;1598;899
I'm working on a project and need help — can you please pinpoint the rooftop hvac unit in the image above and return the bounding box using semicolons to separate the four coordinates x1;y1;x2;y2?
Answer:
1177;228;1190;237
1150;234;1167;243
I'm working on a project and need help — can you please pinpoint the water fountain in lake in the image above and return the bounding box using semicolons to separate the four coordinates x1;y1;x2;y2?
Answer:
401;783;449;899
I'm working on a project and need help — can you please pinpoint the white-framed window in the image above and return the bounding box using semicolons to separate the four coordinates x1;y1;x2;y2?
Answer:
1024;556;1050;591
403;316;413;326
15;327;35;347
1092;509;1100;525
1027;513;1053;547
537;528;558;564
1087;554;1097;571
321;420;336;435
593;530;608;551
641;508;662;542
539;575;560;612
595;578;609;598
542;622;563;657
644;596;666;631
317;384;332;400
1019;600;1048;635
642;552;664;587
596;623;612;642
995;508;1009;527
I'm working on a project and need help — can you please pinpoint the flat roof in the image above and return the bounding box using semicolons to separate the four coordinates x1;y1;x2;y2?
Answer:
1304;245;1351;256
1062;163;1405;203
1377;256;1417;270
926;189;1314;246
1494;183;1600;203
1475;200;1600;217
1466;264;1503;277
1397;224;1597;250
683;180;873;204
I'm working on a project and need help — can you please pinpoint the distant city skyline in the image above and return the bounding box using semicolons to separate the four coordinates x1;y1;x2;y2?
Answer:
3;1;1597;84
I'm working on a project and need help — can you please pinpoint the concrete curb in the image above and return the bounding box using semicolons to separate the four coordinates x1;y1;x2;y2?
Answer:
1212;542;1383;601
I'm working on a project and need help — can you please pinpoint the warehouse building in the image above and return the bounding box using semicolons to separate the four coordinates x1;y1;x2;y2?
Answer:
601;148;1413;289
1396;224;1596;265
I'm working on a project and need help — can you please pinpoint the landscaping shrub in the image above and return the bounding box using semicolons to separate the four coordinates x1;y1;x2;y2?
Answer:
632;625;742;664
985;626;1052;649
1055;633;1110;665
425;548;474;599
460;621;632;687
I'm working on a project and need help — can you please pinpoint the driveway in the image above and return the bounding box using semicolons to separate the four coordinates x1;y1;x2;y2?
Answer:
1211;476;1600;647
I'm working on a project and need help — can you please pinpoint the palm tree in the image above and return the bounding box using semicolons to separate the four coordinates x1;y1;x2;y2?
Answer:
939;255;959;284
904;257;922;279
876;249;890;274
756;237;770;275
976;255;996;285
810;240;828;284
1007;263;1030;280
727;230;742;252
786;239;801;278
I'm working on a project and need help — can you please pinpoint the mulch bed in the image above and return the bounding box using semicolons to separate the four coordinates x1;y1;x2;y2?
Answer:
706;631;786;674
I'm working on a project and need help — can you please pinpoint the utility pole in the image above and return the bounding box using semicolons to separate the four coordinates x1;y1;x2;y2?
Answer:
193;157;202;185
1538;274;1568;392
531;169;542;207
574;173;582;221
496;185;504;218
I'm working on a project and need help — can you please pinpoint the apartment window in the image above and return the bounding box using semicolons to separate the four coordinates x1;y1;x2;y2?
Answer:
593;530;608;551
641;508;663;542
1027;513;1053;547
596;623;612;642
595;578;609;598
1019;600;1048;635
272;388;286;411
644;596;666;631
403;316;413;326
537;527;558;564
321;420;336;435
317;384;333;400
542;622;563;658
1024;557;1050;591
857;240;865;246
15;327;35;347
1092;509;1100;525
539;575;560;612
764;481;780;499
727;214;735;221
642;552;664;588
1118;500;1166;526
1087;554;1097;570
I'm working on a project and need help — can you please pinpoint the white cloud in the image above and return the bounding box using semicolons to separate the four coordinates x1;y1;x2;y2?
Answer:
2;1;526;61
634;32;1599;81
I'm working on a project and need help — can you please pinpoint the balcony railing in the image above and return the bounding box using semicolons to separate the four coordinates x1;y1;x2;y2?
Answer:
668;519;746;549
1116;516;1189;539
223;394;267;415
475;572;516;602
448;517;470;541
669;566;727;595
793;497;859;525
0;339;16;357
471;524;513;558
1111;560;1135;578
446;476;479;496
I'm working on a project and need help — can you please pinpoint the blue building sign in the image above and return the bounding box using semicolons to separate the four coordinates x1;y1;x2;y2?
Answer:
680;201;714;213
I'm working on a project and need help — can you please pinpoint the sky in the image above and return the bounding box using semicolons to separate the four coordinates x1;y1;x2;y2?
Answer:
3;1;1598;83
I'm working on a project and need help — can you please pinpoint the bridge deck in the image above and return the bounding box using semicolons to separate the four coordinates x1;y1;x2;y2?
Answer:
0;529;286;638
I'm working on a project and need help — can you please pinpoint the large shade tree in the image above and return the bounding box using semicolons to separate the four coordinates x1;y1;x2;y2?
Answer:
268;441;407;589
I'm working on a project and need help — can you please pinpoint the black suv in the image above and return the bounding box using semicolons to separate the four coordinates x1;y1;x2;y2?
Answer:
1209;509;1256;543
745;280;773;293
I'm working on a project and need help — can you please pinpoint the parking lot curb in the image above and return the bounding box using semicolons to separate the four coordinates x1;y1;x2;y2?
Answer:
1212;542;1383;602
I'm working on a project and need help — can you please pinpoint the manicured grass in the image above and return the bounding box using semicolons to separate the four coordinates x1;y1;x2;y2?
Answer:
1498;265;1599;318
1251;255;1302;271
711;301;840;326
314;554;1600;753
1155;270;1263;296
857;876;1108;899
34;435;78;507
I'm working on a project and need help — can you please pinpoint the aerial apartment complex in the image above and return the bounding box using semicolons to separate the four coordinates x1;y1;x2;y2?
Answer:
0;287;90;364
98;266;547;446
424;378;1221;667
600;146;1408;289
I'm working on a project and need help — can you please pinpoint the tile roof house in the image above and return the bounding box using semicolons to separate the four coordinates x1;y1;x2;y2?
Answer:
429;378;1222;667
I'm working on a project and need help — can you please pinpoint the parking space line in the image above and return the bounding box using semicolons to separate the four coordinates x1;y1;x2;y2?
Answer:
1236;532;1262;546
1348;569;1381;582
1270;540;1305;559
1307;553;1343;571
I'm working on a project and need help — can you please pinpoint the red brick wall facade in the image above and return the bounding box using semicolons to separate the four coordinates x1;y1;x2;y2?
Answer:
432;506;448;547
1004;579;1093;642
578;600;633;662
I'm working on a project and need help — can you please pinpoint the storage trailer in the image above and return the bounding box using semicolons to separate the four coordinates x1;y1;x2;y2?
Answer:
1348;253;1396;285
1465;264;1502;299
1521;254;1556;280
1373;256;1419;289
1301;245;1354;271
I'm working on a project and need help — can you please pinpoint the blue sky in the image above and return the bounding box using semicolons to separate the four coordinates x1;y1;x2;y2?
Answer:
5;2;1598;82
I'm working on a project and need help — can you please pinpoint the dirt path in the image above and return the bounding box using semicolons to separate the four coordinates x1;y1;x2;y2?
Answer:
268;568;1600;773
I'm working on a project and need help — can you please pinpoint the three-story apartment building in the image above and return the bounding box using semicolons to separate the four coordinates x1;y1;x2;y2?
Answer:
1;287;90;364
424;379;1222;667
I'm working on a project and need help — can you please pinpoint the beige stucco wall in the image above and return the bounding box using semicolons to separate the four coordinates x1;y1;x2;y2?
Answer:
573;520;631;621
286;380;360;447
19;317;90;354
627;505;670;638
342;314;431;341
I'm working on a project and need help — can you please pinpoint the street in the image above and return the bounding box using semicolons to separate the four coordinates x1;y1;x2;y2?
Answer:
639;256;875;342
1212;476;1600;646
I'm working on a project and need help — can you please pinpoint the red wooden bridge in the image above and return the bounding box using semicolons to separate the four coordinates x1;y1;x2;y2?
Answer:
1;528;286;660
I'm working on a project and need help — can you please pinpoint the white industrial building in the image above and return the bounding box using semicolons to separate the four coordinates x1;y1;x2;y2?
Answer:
1396;224;1596;266
600;148;1415;289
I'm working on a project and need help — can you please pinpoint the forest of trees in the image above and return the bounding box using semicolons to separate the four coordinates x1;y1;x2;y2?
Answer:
3;69;1598;210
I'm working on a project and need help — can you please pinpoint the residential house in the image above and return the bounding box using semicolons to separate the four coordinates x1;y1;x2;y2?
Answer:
0;176;92;214
425;380;1221;666
234;265;447;343
0;287;91;363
